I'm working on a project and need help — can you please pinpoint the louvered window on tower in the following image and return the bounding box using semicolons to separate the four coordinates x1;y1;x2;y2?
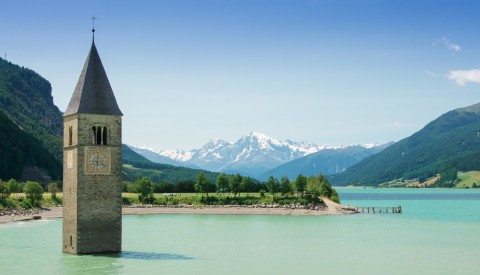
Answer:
68;126;73;146
103;127;108;145
92;126;108;145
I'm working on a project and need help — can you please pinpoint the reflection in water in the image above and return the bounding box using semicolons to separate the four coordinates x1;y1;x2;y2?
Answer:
119;251;194;261
60;253;123;275
60;251;193;274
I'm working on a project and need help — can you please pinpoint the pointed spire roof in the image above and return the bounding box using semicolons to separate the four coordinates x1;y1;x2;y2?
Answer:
64;41;123;116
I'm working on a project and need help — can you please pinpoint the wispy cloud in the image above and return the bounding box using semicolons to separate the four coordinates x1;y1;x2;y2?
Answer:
433;36;461;52
386;122;401;129
425;70;438;77
447;69;480;86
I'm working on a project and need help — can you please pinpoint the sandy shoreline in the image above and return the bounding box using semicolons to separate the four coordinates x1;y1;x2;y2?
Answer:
0;199;358;224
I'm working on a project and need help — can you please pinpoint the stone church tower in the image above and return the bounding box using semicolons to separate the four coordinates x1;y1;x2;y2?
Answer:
62;35;123;254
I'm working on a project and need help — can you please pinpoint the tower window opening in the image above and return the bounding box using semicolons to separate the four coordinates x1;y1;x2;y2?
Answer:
96;126;102;145
92;126;97;144
103;127;108;145
92;125;108;145
68;126;73;146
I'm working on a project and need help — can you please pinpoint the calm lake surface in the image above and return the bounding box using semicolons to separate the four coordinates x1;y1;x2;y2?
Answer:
1;188;479;274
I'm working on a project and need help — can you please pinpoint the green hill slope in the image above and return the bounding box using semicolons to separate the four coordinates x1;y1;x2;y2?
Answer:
0;57;63;160
122;145;220;183
330;103;480;186
0;110;61;181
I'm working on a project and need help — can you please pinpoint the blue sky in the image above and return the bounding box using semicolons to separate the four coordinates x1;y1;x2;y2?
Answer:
2;0;480;150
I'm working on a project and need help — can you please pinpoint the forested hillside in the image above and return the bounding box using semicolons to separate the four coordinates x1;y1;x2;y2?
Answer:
330;103;480;186
122;145;220;183
0;57;63;160
0;110;61;181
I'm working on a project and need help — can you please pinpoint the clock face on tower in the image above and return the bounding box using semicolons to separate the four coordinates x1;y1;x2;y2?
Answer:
85;149;110;174
89;152;106;170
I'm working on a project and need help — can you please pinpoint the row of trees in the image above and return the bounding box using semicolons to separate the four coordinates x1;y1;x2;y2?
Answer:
122;173;266;195
196;172;339;203
197;173;259;197
128;172;340;204
264;174;339;201
0;179;56;207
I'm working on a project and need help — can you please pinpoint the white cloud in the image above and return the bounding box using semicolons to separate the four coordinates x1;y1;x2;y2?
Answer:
433;36;461;52
447;69;480;86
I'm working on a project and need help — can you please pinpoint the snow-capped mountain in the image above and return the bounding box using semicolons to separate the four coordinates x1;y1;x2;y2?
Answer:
128;146;200;169
129;132;383;177
159;132;326;176
181;132;326;175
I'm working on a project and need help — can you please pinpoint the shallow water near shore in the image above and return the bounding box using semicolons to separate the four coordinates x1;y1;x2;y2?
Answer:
1;188;479;274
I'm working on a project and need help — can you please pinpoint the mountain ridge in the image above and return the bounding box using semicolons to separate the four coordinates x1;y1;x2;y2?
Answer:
260;142;393;180
329;102;480;186
0;57;63;160
130;132;382;177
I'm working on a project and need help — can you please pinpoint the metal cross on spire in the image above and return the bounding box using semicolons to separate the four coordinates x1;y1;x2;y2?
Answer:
91;16;96;42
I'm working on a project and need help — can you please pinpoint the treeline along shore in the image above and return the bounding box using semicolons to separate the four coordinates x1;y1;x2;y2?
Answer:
0;198;358;224
0;174;358;224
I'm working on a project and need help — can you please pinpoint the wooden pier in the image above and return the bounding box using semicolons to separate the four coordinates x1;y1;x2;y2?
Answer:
349;205;402;214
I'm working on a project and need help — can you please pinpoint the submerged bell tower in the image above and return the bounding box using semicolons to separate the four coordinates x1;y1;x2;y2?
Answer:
62;27;123;254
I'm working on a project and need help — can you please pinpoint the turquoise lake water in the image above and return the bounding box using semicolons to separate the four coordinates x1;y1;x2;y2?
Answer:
1;188;479;274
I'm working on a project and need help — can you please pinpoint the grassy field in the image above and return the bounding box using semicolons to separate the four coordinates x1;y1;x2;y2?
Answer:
456;171;480;188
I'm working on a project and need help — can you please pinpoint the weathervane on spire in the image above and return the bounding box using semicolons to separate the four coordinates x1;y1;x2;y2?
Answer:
91;16;96;41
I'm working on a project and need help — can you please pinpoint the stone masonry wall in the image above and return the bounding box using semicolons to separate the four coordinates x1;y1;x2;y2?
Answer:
63;114;122;254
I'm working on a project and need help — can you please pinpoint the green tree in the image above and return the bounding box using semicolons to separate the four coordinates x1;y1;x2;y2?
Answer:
229;173;242;197
306;174;339;203
280;176;292;196
266;176;279;198
153;182;175;193
135;176;154;204
318;174;334;198
240;176;254;195
216;173;229;195
0;179;10;200
23;181;44;207
7;179;19;193
293;174;307;196
195;172;211;197
437;166;458;188
329;189;340;203
122;181;130;192
306;176;322;201
48;182;58;199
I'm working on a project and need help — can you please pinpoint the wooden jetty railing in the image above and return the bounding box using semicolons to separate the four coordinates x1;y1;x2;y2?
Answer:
348;205;402;214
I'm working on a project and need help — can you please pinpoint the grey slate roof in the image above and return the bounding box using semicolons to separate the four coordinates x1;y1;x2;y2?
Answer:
64;42;123;116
